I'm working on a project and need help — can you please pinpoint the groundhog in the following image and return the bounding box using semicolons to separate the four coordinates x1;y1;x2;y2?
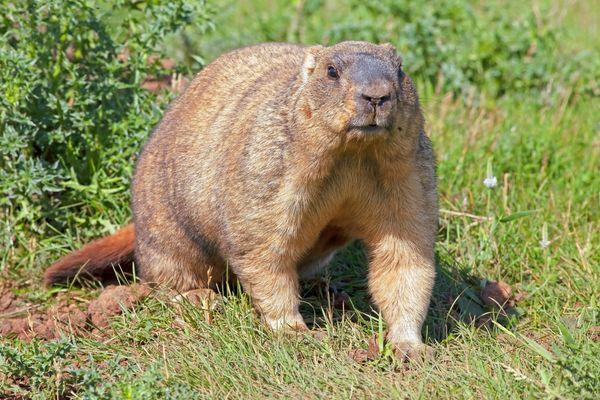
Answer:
45;41;438;358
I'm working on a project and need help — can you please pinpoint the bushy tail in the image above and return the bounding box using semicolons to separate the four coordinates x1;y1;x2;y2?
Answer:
44;223;135;286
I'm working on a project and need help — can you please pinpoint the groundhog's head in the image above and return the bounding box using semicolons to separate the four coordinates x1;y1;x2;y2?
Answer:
299;41;421;140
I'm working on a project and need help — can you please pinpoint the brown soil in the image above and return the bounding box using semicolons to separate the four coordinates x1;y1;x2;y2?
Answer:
0;282;152;341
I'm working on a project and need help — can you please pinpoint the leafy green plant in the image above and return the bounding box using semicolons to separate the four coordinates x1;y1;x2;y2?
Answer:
0;339;198;399
0;0;211;266
0;339;73;398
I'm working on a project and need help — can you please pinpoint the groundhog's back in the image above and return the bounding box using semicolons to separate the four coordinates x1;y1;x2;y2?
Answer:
132;43;308;250
170;43;305;126
135;42;306;187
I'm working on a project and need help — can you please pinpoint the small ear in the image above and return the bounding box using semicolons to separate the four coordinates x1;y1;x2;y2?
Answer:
381;42;403;67
302;45;323;83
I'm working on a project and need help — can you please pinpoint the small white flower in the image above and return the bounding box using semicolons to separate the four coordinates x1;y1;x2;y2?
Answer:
540;238;550;249
483;158;497;188
483;175;497;188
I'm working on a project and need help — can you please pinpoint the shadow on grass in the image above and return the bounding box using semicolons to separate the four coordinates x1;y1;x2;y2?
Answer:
299;241;522;343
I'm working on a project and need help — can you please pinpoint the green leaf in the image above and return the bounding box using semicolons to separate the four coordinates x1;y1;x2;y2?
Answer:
498;209;539;223
557;319;576;347
519;334;556;363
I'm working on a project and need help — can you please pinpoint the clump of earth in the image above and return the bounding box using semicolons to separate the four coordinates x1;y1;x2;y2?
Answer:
0;283;151;341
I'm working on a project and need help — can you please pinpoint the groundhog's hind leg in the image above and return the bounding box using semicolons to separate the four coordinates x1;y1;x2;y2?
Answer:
135;227;225;292
298;250;337;280
298;225;350;279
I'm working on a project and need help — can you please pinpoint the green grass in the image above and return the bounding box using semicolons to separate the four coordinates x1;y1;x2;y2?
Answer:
1;0;599;398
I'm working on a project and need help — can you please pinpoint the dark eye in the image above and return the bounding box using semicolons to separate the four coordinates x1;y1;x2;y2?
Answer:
327;65;339;79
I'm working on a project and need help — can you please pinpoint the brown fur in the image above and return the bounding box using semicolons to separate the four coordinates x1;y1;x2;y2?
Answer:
45;42;438;354
44;224;135;285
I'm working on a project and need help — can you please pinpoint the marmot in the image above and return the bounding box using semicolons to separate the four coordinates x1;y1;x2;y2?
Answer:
45;41;438;358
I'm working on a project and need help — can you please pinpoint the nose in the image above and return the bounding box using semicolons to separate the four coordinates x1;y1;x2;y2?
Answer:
360;93;391;108
358;80;393;109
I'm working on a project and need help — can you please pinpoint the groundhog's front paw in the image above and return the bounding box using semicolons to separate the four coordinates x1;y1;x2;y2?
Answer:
393;341;435;362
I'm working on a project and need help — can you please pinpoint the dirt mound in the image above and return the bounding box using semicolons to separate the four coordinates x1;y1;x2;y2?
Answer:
480;280;513;308
88;284;151;328
0;283;151;341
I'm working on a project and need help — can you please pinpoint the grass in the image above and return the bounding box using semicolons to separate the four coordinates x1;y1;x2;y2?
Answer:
1;0;599;398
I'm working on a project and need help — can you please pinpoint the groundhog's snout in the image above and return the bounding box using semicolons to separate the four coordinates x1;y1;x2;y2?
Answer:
348;59;397;132
351;78;396;131
357;80;393;123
